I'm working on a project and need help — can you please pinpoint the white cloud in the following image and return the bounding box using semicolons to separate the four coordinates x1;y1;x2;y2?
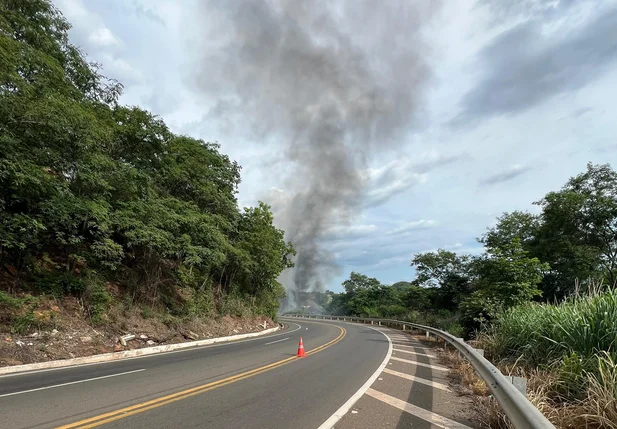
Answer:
99;54;143;84
363;157;427;206
387;220;438;235
88;27;122;47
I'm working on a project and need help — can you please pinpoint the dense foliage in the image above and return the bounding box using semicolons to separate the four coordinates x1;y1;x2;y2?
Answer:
326;162;617;337
0;0;294;321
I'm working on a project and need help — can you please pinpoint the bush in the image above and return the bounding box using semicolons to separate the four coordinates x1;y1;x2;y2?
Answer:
81;275;112;324
0;291;42;334
31;269;87;297
140;306;153;319
185;288;215;319
220;295;254;318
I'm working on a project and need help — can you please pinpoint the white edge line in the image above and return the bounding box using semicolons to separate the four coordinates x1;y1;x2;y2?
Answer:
0;323;302;379
0;369;146;398
316;326;393;429
265;337;290;345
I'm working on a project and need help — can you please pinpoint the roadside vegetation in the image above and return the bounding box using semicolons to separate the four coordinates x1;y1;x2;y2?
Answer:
316;162;617;428
0;0;294;356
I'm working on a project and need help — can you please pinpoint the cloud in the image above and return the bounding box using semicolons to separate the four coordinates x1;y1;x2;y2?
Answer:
478;0;584;25
453;5;617;126
362;152;466;207
56;0;122;50
87;27;122;47
387;220;437;235
479;164;532;186
364;169;426;207
412;152;465;174
99;54;143;84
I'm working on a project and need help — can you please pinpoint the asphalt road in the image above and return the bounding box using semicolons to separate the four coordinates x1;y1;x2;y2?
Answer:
0;318;389;429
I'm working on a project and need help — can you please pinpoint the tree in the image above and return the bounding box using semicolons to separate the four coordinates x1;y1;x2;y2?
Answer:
410;250;474;310
535;163;617;295
461;239;548;331
342;272;381;295
480;211;540;253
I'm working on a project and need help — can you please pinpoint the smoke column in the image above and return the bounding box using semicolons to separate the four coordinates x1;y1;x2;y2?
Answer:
197;0;439;309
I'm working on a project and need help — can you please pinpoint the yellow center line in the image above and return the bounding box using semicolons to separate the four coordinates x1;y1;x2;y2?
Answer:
56;325;346;429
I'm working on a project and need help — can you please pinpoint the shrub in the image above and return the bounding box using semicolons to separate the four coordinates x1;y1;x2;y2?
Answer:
220;295;254;318
185;288;215;319
0;291;42;334
31;269;87;297
81;275;112;324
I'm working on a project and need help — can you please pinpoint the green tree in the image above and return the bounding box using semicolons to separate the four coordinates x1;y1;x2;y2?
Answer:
342;272;382;295
535;163;617;295
461;239;549;330
410;250;474;310
480;211;540;253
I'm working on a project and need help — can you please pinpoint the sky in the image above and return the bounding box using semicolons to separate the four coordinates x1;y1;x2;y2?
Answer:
54;0;617;293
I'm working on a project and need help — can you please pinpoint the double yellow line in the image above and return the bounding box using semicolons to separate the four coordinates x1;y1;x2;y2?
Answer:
57;326;346;429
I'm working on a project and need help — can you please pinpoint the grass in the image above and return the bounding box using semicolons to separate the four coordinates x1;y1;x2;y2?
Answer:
482;288;617;369
473;287;617;428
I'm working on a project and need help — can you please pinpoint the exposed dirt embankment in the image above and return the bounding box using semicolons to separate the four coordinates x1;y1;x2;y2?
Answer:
0;295;275;367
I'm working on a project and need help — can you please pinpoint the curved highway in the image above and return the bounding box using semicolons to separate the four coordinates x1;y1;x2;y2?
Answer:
0;319;389;429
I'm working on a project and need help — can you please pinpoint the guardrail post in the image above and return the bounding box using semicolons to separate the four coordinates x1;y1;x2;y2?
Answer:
505;376;527;396
371;320;373;325
378;321;381;326
426;331;430;338
474;348;485;357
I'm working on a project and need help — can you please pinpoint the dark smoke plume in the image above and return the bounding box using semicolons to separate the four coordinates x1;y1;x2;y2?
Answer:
197;0;438;309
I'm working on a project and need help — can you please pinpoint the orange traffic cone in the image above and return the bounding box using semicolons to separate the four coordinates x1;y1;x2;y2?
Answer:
297;337;306;357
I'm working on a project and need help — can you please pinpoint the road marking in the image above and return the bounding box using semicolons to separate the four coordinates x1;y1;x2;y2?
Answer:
56;325;346;429
265;337;289;345
389;337;422;343
0;323;303;379
392;348;436;358
392;343;432;352
382;368;451;392
316;326;393;429
0;369;146;398
391;339;423;344
366;388;472;429
391;356;448;371
306;327;309;330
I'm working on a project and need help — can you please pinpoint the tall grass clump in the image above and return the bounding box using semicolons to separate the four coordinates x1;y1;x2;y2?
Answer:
475;287;617;427
484;288;617;369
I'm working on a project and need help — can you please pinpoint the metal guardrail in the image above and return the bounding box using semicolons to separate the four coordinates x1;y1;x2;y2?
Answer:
284;314;555;429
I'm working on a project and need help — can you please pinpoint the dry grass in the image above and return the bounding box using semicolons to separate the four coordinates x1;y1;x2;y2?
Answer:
439;349;490;396
583;353;617;429
427;341;616;429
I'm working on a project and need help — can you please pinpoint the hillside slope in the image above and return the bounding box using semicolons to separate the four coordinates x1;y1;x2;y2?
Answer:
0;0;293;366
